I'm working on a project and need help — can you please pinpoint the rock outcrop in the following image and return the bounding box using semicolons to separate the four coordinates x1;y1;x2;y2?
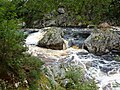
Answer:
84;28;120;55
37;27;67;50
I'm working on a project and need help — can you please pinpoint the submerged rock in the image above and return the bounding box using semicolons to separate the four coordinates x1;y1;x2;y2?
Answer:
84;28;120;55
38;27;67;50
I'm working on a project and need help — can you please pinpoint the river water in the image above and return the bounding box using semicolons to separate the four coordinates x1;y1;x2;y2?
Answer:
25;27;120;90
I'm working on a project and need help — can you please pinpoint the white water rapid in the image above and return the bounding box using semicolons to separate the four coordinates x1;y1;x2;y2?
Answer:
25;28;120;90
65;51;120;90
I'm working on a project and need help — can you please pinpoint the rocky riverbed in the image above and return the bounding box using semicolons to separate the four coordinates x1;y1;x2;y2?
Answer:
25;27;120;90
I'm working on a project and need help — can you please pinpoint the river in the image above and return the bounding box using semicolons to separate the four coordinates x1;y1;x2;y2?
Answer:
25;27;120;90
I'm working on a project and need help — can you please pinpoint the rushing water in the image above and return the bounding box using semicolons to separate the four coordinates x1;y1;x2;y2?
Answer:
64;51;120;90
25;27;120;90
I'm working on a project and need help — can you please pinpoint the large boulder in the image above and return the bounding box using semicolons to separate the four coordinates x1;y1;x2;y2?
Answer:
37;27;66;50
84;28;120;55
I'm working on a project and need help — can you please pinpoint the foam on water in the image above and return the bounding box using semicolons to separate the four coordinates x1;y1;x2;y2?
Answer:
66;52;120;90
25;30;46;45
25;28;120;90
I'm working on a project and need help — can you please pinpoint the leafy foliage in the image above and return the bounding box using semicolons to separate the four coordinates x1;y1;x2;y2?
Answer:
108;0;120;25
1;0;118;27
11;0;120;27
64;67;98;90
0;0;43;89
0;0;119;89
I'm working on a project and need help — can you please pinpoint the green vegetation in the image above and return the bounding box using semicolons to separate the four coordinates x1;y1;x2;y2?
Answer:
108;0;120;25
63;67;97;90
0;0;118;28
0;0;43;89
9;0;120;27
1;0;119;90
114;56;120;61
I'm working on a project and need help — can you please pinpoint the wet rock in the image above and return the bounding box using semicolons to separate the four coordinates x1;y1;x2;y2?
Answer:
22;28;40;36
99;60;106;64
38;27;67;50
101;53;114;61
100;66;113;74
111;50;120;54
84;28;120;55
76;51;88;55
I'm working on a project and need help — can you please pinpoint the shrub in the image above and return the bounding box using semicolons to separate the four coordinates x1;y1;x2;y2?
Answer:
0;0;44;89
65;67;98;90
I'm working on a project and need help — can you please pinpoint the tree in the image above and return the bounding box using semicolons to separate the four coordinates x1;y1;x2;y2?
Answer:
108;0;120;25
0;0;43;89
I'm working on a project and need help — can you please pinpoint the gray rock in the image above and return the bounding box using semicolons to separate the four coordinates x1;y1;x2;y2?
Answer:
84;29;120;55
44;20;56;27
55;14;67;26
57;8;65;14
98;22;111;28
37;27;66;50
